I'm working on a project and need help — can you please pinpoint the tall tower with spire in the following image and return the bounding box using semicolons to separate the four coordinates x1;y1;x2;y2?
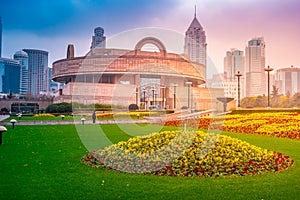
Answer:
184;6;207;67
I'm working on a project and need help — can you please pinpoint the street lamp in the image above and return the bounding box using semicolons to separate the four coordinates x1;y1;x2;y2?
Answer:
0;126;7;145
154;92;158;108
81;118;86;125
171;83;178;110
160;86;166;109
185;81;192;109
142;88;146;110
135;88;139;106
265;65;274;108
151;87;156;107
10;119;17;129
235;71;243;108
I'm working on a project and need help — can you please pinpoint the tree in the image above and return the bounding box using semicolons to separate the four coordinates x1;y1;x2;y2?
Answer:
289;93;300;107
255;95;267;107
286;90;291;98
241;96;256;108
271;85;280;107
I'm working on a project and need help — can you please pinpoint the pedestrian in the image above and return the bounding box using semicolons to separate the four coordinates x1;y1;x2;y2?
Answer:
92;111;96;124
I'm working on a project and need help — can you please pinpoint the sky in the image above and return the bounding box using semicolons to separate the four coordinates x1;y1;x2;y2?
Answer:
1;0;300;77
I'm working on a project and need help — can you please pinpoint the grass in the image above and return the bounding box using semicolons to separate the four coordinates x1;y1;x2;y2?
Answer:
5;115;147;122
0;124;299;199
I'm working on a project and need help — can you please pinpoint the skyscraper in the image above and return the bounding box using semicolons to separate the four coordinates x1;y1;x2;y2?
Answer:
184;8;207;68
274;66;300;96
0;17;2;57
90;27;106;50
224;49;244;80
14;50;29;95
23;49;49;95
245;37;266;97
0;58;20;93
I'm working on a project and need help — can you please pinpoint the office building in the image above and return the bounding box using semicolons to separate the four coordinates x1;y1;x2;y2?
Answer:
90;27;106;50
0;58;20;93
245;37;266;96
274;66;300;96
184;9;207;69
0;17;2;57
23;49;49;95
224;49;244;80
14;50;29;95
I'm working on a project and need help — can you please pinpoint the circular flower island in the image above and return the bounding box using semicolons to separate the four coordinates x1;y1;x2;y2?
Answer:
81;131;294;177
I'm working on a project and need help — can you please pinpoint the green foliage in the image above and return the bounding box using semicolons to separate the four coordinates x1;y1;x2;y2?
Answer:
46;103;72;113
241;92;300;108
241;96;256;108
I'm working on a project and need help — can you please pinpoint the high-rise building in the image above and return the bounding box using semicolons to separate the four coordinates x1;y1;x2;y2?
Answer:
224;49;244;80
23;49;49;95
0;58;20;93
245;37;266;97
14;50;29;95
0;17;2;57
274;66;300;96
184;8;207;68
90;27;106;50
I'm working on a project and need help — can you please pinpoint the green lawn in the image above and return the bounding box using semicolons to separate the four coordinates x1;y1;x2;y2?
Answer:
0;124;299;199
5;115;147;122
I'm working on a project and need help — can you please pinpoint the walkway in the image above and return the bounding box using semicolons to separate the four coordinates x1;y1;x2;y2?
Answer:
0;119;149;126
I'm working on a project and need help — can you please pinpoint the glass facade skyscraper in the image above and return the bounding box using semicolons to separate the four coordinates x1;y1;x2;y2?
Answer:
0;16;2;57
0;58;20;93
90;27;106;50
184;11;207;68
245;37;266;97
23;49;49;95
14;50;29;95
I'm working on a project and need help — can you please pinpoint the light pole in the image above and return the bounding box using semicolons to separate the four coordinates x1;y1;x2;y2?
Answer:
151;87;155;107
154;92;158;108
186;81;192;109
135;88;139;106
265;65;273;108
0;126;7;145
172;84;178;110
142;88;146;110
235;71;243;108
160;86;166;109
10;119;17;129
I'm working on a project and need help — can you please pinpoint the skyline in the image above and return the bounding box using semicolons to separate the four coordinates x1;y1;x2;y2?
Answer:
1;0;300;76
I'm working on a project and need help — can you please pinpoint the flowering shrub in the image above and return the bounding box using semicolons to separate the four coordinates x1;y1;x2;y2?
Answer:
33;113;55;118
164;112;300;140
81;130;294;177
95;111;160;119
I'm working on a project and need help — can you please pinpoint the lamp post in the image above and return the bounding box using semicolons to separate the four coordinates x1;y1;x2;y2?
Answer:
81;118;86;125
10;119;17;129
135;88;139;106
154;92;158;108
142;88;146;110
172;84;178;110
160;86;166;109
235;71;243;108
0;126;7;145
151;87;155;107
265;65;273;108
185;81;192;109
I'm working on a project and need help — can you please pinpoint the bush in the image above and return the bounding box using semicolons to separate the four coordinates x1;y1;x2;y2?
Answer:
46;103;72;113
128;104;139;111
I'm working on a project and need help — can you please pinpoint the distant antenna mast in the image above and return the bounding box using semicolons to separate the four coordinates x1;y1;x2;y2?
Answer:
194;5;197;18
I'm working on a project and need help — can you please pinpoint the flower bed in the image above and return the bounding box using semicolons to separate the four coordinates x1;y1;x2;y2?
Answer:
95;111;161;119
33;113;55;118
164;112;300;140
81;130;294;177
